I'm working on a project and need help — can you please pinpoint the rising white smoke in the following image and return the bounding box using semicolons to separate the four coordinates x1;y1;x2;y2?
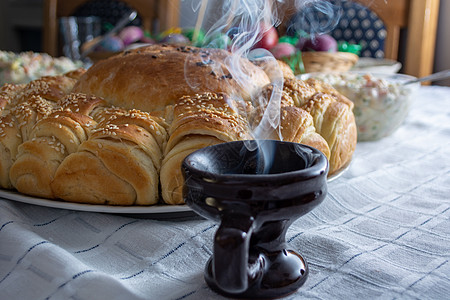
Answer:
201;1;340;142
184;0;340;146
180;0;342;172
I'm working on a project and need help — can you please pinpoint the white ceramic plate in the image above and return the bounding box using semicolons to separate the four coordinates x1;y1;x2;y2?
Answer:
0;189;192;216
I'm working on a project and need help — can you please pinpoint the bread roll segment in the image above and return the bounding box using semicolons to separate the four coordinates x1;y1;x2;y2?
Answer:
277;106;331;159
300;92;357;175
58;93;107;117
161;92;253;204
51;150;136;205
8;92;105;198
161;135;223;205
10;138;66;198
9;110;96;198
0;114;22;188
250;84;331;161
0;73;81;190
279;77;357;175
12;75;77;106
51;109;167;205
0;83;25;114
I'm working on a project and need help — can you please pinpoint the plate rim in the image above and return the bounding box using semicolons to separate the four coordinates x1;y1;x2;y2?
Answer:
0;189;192;214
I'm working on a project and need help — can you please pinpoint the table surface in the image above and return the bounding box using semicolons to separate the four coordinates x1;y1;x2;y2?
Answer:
0;86;449;300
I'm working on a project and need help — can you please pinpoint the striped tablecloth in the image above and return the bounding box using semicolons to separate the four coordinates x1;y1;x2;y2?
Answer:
0;86;449;300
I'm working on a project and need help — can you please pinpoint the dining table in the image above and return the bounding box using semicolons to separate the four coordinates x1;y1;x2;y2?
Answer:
0;84;449;300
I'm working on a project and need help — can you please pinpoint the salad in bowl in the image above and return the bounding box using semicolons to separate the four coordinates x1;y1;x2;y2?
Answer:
300;72;420;141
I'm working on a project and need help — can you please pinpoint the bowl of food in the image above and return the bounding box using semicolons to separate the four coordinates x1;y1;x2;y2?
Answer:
300;72;420;141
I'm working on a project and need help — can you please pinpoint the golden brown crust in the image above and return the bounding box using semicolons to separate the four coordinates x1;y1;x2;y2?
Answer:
255;83;296;108
161;92;253;204
278;106;331;159
282;77;318;107
58;93;108;116
51;151;139;205
10;138;66;198
0;93;56;190
11;95;55;143
166;92;252;153
0;114;22;188
101;109;168;154
305;78;354;109
33;111;95;152
51;108;167;205
0;83;26;114
250;85;330;159
300;92;357;175
252;59;295;81
160;135;223;205
9;110;96;198
258;77;357;175
72;44;270;112
14;75;77;105
92;113;165;171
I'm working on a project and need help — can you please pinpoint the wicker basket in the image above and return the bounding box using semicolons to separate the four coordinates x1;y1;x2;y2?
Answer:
301;51;359;74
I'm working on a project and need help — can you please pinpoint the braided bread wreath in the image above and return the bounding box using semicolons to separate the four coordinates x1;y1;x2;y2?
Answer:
0;44;356;206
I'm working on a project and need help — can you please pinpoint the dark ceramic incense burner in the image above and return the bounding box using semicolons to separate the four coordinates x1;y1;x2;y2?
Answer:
182;140;328;299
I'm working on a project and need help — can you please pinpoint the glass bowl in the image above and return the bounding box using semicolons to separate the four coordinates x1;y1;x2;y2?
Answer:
300;72;420;141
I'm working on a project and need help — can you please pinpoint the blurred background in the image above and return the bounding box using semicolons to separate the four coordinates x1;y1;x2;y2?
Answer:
0;0;448;85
